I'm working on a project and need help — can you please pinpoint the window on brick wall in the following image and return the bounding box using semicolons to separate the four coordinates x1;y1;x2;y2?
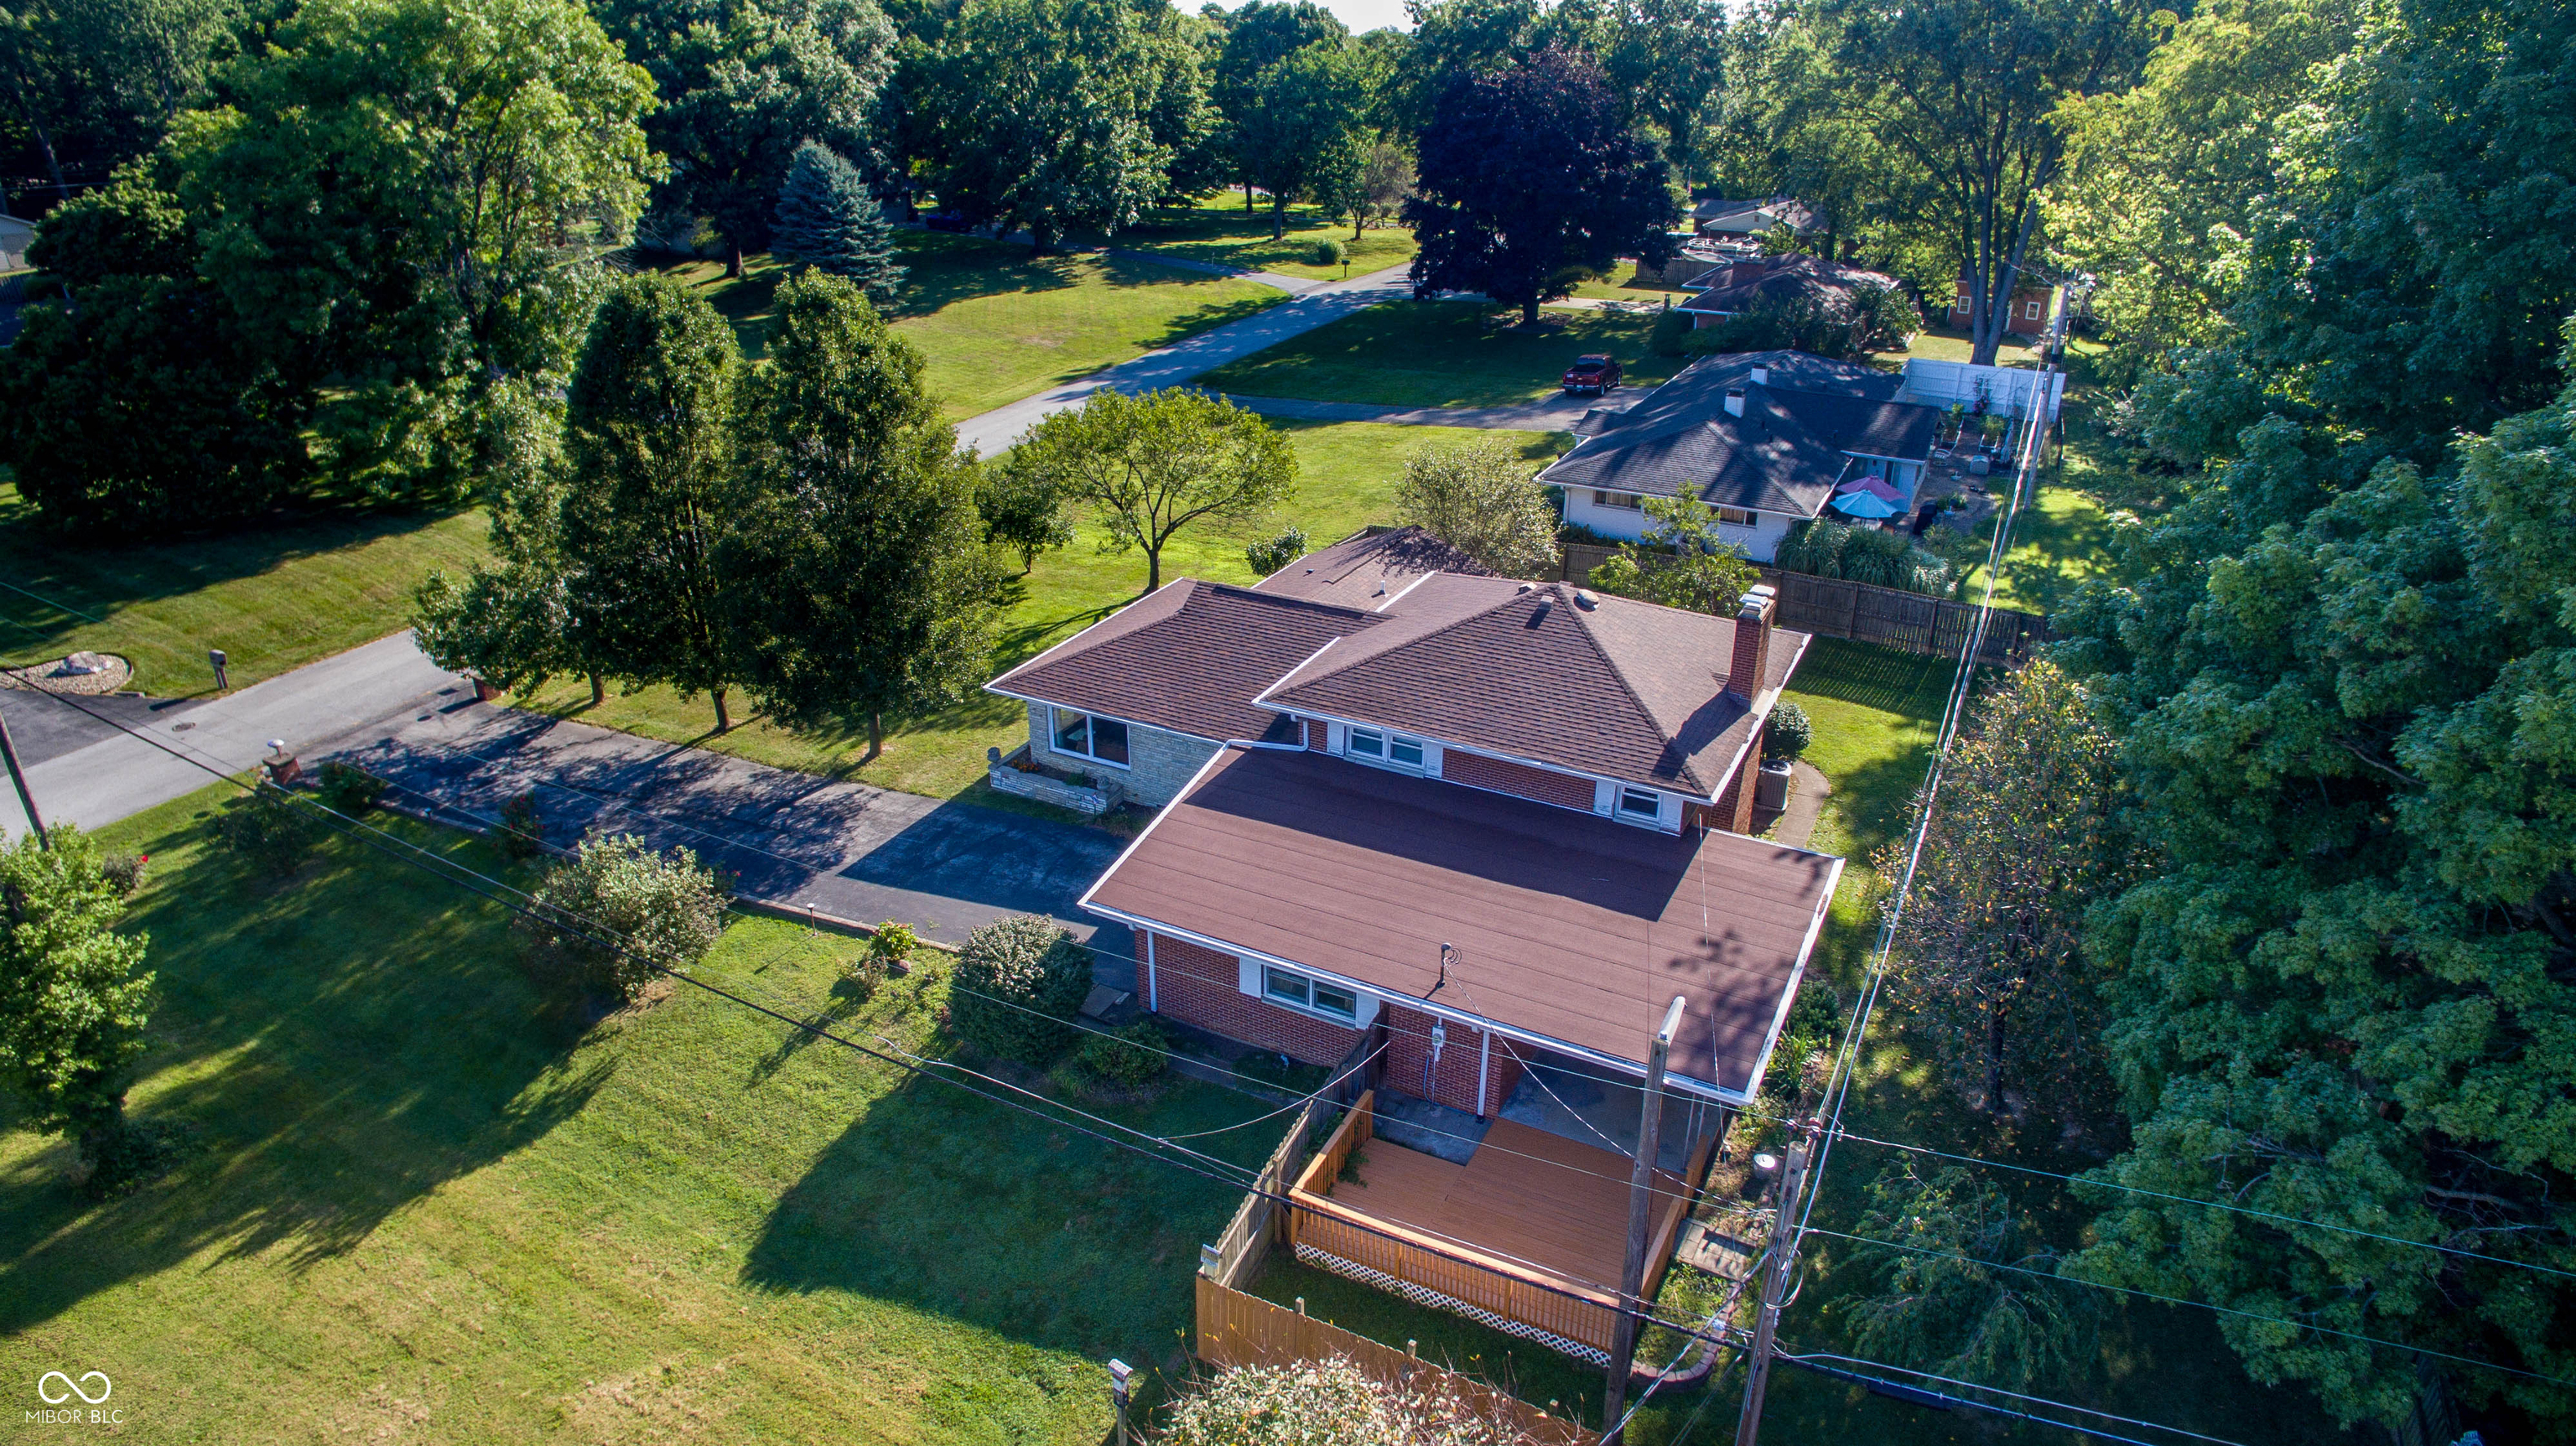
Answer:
1346;726;1426;771
1618;786;1665;823
1051;707;1130;767
1264;965;1360;1022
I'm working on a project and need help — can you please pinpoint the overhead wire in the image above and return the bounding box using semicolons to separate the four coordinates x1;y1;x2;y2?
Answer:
1767;1349;2256;1446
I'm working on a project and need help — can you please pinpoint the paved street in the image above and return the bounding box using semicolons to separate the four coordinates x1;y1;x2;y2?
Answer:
951;261;1418;454
0;631;460;837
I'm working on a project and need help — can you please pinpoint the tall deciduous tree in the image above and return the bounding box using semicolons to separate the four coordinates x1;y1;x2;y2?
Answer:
1228;41;1367;240
1586;495;1759;614
0;0;240;191
771;140;905;306
0;826;153;1184
1212;0;1344;212
724;273;999;759
173;0;658;503
595;0;896;276
1812;0;2154;365
1405;47;1676;325
1879;660;2137;1118
910;0;1187;250
557;272;746;733
1391;438;1560;579
1007;388;1294;591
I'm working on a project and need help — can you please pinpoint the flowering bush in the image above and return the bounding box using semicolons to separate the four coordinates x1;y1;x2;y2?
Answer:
1163;1356;1549;1446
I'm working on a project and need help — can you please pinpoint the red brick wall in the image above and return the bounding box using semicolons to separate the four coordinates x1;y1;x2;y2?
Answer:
1383;1004;1524;1117
1305;718;1329;751
1440;749;1596;812
1705;723;1763;834
1147;932;1361;1066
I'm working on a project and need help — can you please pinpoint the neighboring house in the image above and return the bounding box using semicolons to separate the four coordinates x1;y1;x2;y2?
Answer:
1015;547;1841;1358
1542;350;1943;560
1949;271;2057;336
1691;195;1819;241
1677;254;1901;329
0;214;32;273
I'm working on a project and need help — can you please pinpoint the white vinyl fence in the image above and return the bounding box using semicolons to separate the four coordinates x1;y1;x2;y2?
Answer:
1900;358;2067;420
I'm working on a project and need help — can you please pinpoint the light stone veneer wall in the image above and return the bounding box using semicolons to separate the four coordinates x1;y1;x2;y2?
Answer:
1022;701;1223;807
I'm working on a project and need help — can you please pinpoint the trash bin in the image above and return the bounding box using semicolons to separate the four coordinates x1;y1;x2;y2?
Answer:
1968;453;1992;477
1756;759;1793;811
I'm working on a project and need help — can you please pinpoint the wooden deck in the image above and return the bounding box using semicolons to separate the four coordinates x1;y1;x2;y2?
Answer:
1329;1117;1686;1294
1285;1092;1711;1360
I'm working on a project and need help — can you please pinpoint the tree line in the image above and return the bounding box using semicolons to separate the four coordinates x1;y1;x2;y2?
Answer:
1857;0;2576;1433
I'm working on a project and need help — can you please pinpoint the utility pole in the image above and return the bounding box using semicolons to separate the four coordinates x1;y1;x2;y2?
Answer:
1602;994;1687;1444
0;708;45;847
1734;1131;1812;1446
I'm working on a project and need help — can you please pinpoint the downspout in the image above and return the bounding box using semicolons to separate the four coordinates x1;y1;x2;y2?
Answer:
1145;930;1158;1013
1476;1028;1492;1118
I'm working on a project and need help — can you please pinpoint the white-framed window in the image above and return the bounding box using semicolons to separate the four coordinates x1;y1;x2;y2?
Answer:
1264;965;1361;1022
1050;707;1130;768
1593;489;1644;510
1716;505;1756;526
2024;299;2043;320
1346;727;1425;770
1617;786;1664;821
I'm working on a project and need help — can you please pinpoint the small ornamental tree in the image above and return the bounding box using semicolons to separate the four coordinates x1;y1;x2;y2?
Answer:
948;914;1091;1065
771;141;905;308
976;452;1075;573
0;826;158;1189
1006;389;1295;591
1762;700;1812;763
1390;440;1559;579
1586;494;1760;614
516;835;726;1010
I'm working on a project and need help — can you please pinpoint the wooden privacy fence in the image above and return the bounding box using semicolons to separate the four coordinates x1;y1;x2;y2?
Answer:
1195;1275;1601;1446
1560;545;2052;667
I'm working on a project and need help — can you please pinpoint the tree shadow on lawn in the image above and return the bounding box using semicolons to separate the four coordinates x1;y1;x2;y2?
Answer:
740;1064;1270;1366
0;818;613;1334
1787;638;1958;718
0;491;473;661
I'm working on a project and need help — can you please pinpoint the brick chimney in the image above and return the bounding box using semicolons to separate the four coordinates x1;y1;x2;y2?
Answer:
1729;584;1777;702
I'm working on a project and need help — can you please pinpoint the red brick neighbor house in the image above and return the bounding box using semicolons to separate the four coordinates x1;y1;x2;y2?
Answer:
984;527;1845;1358
1950;271;2057;336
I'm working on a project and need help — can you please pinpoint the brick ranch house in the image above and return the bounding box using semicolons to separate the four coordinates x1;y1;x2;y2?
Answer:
1544;350;1945;562
988;529;1844;1357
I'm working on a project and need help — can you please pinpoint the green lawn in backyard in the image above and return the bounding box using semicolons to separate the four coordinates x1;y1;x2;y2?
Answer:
507;422;1561;802
1109;194;1417;280
0;481;489;696
1564;260;1691;308
1884;323;2043;368
653;231;1284;421
0;787;1275;1443
1197;301;1681;408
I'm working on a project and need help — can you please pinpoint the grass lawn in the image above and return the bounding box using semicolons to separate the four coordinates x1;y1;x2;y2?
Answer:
0;482;490;697
1197;301;1681;408
654;231;1284;422
1564;261;1692;308
1109;194;1417;280
0;787;1277;1442
506;422;1560;801
1884;324;2043;369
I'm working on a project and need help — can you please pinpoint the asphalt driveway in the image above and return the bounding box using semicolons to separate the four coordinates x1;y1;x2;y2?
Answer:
319;701;1139;986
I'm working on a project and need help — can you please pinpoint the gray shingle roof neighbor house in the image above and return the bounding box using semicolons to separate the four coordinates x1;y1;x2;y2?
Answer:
1690;195;1820;238
1681;254;1903;319
1540;350;1940;520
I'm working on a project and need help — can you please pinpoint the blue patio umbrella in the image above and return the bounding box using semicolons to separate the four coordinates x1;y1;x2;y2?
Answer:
1831;490;1903;519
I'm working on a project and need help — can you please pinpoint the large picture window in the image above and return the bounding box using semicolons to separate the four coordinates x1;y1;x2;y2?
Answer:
1051;707;1130;767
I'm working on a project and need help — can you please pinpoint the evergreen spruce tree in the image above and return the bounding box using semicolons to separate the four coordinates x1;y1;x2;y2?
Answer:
771;142;905;308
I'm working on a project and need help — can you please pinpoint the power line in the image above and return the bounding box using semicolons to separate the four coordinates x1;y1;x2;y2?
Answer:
1768;1349;2255;1446
0;577;106;625
1773;1352;2227;1446
1825;1129;2576;1284
1798;1224;2576;1389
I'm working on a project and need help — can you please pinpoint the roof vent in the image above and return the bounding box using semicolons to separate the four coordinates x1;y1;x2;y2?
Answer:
1749;364;1770;386
1516;581;1535;593
1725;387;1747;418
1573;588;1599;609
1527;596;1554;626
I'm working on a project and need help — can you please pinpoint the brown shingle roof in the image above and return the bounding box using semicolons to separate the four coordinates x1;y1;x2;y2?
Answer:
1253;525;1492;605
1260;578;1808;796
988;580;1379;742
1082;747;1844;1096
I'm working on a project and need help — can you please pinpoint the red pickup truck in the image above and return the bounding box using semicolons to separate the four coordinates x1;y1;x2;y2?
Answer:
1561;354;1622;395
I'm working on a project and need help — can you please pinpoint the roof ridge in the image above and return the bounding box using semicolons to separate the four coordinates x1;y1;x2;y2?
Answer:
1200;578;1384;621
1561;584;1722;793
1273;579;1534;692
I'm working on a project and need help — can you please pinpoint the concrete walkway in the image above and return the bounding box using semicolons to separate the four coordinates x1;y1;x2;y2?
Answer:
0;632;462;838
952;262;1418;455
315;696;1135;971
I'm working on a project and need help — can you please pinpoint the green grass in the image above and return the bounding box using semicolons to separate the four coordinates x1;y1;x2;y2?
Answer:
0;787;1275;1442
0;483;490;696
1197;301;1682;408
1885;324;2043;368
1564;260;1691;307
655;231;1285;421
1109;194;1417;280
506;422;1559;801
